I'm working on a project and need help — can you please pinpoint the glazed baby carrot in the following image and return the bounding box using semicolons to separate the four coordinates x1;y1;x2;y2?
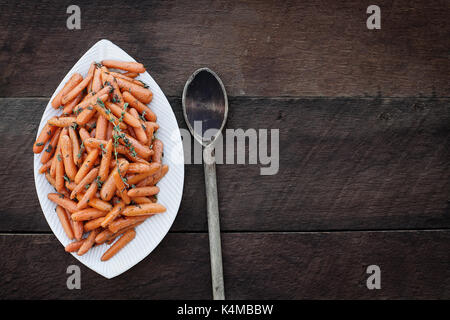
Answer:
74;148;99;184
65;239;85;252
48;193;78;213
130;196;153;204
125;163;161;185
88;198;113;212
152;139;164;163
62;93;82;115
113;169;131;204
115;77;153;104
48;116;77;127
51;73;83;108
76;182;98;210
92;67;103;92
78;127;94;153
78;228;100;256
100;200;125;228
55;146;65;193
95;228;114;244
122;91;156;120
61;63;95;104
105;101;141;128
34;123;57;154
84;138;108;149
60;135;77;181
56;205;74;240
122;71;139;78
72;208;106;221
93;98;128;130
118;132;152;160
101;60;146;73
129;108;148;144
101;229;136;261
68;126;82;166
98;139;113;182
84;217;105;232
96;115;108;140
109;71;145;87
106;221;143;245
72;220;84;241
127;186;160;198
104;73;124;107
127;163;154;173
108;216;148;233
39;158;53;174
70;167;98;199
40;127;62;164
121;203;166;216
75;91;110;126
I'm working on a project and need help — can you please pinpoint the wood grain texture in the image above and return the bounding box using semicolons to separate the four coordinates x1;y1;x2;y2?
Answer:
0;0;449;97
0;233;212;299
0;97;449;232
1;231;450;299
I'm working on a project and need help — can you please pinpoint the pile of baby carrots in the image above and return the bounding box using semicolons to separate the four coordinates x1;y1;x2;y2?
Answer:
33;59;168;261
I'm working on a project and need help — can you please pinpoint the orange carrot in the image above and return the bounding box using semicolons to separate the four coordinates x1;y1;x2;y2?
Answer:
127;186;159;198
121;203;166;216
39;158;53;174
152;139;164;163
88;198;113;212
75;90;110;126
51;73;83;108
72;208;106;221
118;132;152;160
70;167;98;199
78;228;100;256
113;168;131;204
122;91;155;119
105;101;141;128
56;205;74;240
62;93;82;115
116;77;152;104
65;239;85;252
101;229;136;261
40;127;62;164
76;182;98;210
48;193;78;213
34;124;57;154
101;60;145;73
92;67;103;92
47;116;77;127
68;126;82;167
95;115;108;140
62;64;95;104
74;148;99;184
101;200;125;228
129;108;148;144
98;139;113;182
108;216;148;233
122;71;139;78
60;135;77;181
84;217;105;232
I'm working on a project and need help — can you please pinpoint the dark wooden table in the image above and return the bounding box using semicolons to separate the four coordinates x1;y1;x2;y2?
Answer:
1;0;449;299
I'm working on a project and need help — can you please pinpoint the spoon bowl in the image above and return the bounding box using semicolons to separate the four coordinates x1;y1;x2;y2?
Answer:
182;68;228;146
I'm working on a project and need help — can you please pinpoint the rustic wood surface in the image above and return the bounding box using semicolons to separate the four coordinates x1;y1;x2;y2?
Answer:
1;231;450;299
0;0;449;299
1;97;449;232
0;0;449;97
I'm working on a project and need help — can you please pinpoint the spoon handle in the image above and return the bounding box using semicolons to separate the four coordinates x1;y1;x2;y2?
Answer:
203;145;225;300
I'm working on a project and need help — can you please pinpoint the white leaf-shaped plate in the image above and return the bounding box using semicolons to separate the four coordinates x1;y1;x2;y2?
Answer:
33;39;184;279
